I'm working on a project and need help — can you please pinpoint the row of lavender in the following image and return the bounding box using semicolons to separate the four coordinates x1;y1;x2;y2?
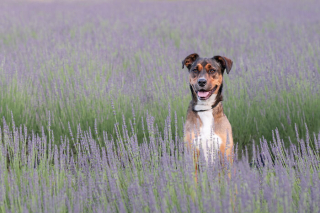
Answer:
2;0;319;98
0;0;320;150
1;114;319;212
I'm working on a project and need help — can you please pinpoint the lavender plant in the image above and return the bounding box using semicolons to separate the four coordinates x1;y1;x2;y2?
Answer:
1;115;320;212
0;0;320;212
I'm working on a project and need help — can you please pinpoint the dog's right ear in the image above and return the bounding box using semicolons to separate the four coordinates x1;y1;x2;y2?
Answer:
213;55;233;74
182;53;199;69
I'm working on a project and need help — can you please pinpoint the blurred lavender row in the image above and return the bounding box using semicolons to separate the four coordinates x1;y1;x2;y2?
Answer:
0;0;319;152
0;0;319;105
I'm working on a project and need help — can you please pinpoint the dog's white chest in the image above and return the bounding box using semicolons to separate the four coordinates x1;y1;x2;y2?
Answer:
194;110;222;163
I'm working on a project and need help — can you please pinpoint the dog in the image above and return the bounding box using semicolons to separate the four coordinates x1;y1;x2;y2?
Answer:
182;53;234;171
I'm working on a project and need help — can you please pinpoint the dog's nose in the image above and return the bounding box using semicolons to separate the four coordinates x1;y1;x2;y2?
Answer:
198;78;207;87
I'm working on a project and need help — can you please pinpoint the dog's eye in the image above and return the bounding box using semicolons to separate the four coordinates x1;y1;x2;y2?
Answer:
192;69;199;73
209;69;216;74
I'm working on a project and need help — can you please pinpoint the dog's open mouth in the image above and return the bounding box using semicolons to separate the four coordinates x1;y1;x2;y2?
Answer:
197;85;218;100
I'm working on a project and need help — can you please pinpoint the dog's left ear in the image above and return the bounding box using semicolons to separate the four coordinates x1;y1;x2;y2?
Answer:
182;53;199;69
213;56;233;74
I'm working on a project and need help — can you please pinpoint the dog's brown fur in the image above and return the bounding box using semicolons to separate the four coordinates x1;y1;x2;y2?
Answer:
182;53;234;175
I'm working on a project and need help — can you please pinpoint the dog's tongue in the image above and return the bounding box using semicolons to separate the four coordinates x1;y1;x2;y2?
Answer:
198;91;209;98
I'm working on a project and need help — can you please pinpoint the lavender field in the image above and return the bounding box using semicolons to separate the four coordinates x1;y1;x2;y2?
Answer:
0;0;320;212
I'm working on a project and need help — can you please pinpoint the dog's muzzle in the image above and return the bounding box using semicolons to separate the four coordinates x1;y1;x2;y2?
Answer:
196;85;218;100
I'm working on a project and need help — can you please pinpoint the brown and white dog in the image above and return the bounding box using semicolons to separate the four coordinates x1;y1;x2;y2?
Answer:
182;53;233;169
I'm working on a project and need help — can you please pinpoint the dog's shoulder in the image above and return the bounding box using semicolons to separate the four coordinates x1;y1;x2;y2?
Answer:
214;111;231;128
184;101;200;130
214;113;233;142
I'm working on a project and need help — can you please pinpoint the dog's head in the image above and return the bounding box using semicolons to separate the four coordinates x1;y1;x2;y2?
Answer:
182;53;233;106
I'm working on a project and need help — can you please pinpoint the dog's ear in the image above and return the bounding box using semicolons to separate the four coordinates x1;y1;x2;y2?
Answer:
182;53;199;69
213;56;233;74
